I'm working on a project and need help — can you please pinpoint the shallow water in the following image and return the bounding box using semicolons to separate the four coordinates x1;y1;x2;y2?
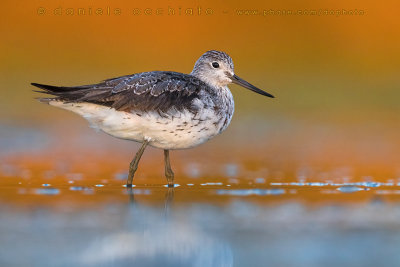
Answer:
2;124;400;267
2;183;400;267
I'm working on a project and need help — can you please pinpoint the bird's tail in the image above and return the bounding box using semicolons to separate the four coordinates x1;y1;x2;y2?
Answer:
31;82;103;103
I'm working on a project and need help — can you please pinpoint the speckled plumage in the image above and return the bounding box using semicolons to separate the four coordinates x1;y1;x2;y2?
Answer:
32;50;274;186
33;51;237;150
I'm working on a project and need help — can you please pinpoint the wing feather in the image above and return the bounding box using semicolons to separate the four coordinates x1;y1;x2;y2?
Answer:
32;71;212;113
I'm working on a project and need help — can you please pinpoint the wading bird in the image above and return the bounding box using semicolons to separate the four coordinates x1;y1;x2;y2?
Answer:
32;50;274;187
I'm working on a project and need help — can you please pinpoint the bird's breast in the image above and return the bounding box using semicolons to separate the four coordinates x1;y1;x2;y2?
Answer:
49;86;235;150
137;88;234;150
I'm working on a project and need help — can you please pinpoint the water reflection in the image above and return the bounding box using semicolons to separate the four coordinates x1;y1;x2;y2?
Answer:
81;192;234;267
3;134;400;267
82;187;234;266
3;181;400;266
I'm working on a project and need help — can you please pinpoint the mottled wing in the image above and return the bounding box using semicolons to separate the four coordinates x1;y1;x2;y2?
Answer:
32;71;210;113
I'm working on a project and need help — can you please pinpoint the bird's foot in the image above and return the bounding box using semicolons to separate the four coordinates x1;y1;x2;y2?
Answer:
166;172;174;188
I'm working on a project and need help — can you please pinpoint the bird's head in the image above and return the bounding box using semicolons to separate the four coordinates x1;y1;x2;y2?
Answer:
191;50;274;98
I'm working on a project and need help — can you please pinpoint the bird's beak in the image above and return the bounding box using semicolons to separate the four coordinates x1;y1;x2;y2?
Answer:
231;74;274;98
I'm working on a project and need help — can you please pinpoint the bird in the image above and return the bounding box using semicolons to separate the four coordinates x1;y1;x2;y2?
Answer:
32;50;274;187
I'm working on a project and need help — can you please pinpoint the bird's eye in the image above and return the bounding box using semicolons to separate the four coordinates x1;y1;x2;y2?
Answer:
212;62;219;68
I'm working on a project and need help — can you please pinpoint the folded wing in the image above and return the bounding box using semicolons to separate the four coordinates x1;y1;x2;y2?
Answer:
32;71;210;113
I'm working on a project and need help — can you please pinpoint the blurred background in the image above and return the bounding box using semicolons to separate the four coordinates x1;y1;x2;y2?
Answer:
1;0;400;179
1;0;400;266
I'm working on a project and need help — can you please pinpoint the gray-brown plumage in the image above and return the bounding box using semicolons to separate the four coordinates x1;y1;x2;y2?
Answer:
32;50;274;187
33;71;214;114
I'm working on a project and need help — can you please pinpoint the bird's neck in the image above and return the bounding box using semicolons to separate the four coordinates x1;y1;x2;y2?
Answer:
191;72;227;91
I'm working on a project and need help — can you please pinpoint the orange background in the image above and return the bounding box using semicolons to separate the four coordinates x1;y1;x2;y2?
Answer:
1;0;400;182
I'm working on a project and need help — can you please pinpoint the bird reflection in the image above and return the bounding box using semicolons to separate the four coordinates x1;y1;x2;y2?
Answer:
164;187;174;215
126;186;175;214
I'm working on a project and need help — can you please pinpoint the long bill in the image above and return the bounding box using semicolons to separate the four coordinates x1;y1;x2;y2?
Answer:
231;74;274;98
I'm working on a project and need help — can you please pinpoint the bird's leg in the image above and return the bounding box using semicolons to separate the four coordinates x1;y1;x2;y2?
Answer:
164;150;175;187
126;140;149;187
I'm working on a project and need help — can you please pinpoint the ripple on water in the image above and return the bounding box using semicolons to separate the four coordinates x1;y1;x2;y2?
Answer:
124;189;151;195
255;178;266;184
200;182;223;186
69;186;94;194
357;182;381;187
337;186;368;193
163;184;180;188
290;182;306;186
69;186;85;191
307;182;329;186
34;188;60;195
122;184;136;188
216;188;285;196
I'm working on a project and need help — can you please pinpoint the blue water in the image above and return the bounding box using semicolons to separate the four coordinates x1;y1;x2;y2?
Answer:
2;123;400;266
1;199;400;267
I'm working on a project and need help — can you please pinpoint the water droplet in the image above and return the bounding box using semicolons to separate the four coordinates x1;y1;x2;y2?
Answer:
41;183;51;187
95;184;104;187
186;183;194;186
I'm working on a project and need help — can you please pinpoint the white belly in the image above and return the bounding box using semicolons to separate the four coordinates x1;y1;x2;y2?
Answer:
49;101;231;150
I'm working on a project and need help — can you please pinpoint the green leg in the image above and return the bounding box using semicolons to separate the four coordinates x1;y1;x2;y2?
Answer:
126;140;149;187
164;150;175;187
